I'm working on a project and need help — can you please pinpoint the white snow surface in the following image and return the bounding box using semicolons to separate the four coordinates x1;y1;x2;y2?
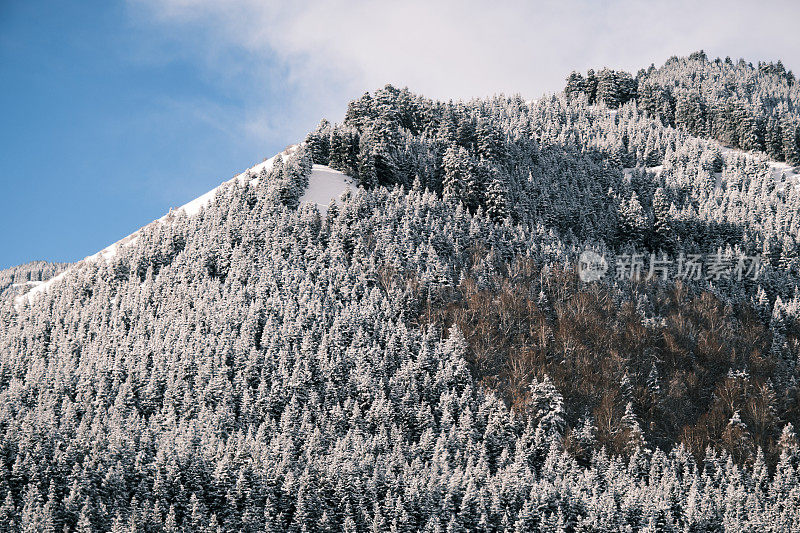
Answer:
769;160;800;189
300;165;356;212
14;146;357;310
10;281;43;288
623;166;663;182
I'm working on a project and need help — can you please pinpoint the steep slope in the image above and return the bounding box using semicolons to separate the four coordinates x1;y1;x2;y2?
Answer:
0;261;71;299
5;62;800;531
13;146;355;309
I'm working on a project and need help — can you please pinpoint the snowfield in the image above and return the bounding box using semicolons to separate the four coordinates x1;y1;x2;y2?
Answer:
14;147;357;309
301;165;356;212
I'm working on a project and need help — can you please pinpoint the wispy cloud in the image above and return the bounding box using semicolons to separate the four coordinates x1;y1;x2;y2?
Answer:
129;0;800;131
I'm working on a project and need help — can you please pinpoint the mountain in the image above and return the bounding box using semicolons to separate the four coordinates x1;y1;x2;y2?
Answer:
0;261;71;299
2;53;800;532
565;50;800;163
13;146;354;310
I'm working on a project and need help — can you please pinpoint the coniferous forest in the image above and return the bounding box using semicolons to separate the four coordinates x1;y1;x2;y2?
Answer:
3;52;800;531
0;262;70;299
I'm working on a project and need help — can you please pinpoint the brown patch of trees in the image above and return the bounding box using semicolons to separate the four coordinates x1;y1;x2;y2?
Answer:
414;258;800;465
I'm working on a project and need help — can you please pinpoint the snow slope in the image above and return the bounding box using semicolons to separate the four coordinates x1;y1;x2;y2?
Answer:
624;155;798;191
623;166;663;182
603;105;800;190
11;281;43;288
301;165;356;212
769;160;800;189
14;147;356;309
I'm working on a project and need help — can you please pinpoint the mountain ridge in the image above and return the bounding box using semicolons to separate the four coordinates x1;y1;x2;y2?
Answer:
12;145;357;310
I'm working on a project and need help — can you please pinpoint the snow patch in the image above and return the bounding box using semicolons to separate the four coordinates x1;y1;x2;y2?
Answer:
717;145;800;189
14;145;301;310
11;281;44;288
623;166;663;182
769;160;800;189
300;165;356;212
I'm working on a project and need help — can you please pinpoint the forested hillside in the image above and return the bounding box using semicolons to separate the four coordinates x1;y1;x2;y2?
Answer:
3;53;800;531
565;51;800;164
0;261;70;299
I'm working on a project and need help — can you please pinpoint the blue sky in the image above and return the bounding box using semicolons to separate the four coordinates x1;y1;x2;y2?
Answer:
2;0;799;269
0;0;335;268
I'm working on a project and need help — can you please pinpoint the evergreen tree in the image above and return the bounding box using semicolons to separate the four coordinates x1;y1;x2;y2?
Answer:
617;192;649;247
650;186;675;251
585;69;598;104
565;71;585;99
529;375;566;440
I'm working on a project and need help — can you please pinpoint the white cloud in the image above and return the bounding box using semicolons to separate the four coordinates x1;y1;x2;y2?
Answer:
129;0;800;131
